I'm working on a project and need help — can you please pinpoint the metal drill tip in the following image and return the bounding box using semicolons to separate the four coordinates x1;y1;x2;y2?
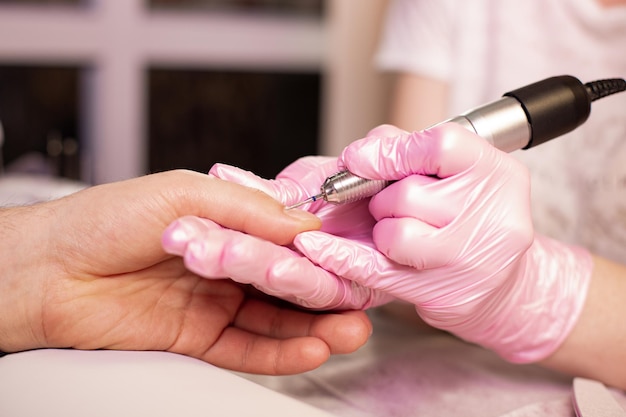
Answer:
285;194;323;210
285;198;312;210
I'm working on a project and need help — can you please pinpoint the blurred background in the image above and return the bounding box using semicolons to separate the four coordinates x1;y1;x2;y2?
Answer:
0;0;391;184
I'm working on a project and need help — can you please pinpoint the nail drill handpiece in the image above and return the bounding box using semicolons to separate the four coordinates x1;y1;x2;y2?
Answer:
288;75;626;208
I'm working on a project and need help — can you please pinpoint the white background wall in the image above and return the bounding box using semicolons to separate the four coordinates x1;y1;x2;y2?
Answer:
321;0;391;157
0;0;389;184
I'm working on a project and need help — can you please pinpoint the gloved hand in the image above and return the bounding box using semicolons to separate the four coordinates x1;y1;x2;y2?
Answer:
162;157;394;310
293;123;594;363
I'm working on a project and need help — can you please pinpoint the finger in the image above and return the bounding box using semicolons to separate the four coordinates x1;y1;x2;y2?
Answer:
340;123;486;181
137;278;331;375
317;310;373;353
368;174;463;228
273;157;339;210
317;200;376;238
197;300;372;374
296;220;462;275
209;163;294;202
294;231;421;293
233;299;372;355
180;228;371;309
161;215;221;256
372;218;456;269
155;170;322;245
200;326;332;375
210;157;338;207
373;199;534;271
365;123;409;137
264;255;393;310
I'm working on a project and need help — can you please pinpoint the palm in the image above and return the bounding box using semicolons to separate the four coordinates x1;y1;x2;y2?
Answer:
45;258;250;367
39;183;245;367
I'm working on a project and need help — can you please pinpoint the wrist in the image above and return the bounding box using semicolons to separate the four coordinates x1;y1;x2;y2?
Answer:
0;206;51;352
478;235;593;363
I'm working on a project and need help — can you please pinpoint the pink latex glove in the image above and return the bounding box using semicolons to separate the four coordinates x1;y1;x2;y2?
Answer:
162;157;393;310
293;123;594;363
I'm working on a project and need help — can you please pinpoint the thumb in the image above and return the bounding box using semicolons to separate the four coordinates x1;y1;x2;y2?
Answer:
340;123;486;181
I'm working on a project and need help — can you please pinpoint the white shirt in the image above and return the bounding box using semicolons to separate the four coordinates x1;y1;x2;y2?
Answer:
376;0;626;262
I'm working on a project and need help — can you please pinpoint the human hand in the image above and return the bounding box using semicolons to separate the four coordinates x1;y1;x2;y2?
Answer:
0;170;371;374
162;158;393;310
294;123;594;363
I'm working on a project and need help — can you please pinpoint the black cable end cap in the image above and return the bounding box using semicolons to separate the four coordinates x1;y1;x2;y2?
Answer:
505;75;591;149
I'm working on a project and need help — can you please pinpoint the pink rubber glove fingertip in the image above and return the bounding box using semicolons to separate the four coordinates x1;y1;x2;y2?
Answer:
162;216;220;255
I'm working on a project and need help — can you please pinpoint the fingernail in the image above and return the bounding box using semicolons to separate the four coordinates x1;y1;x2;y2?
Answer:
284;208;320;223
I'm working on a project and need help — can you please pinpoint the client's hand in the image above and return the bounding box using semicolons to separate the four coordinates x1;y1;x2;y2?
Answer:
0;170;371;375
163;158;393;310
294;123;594;363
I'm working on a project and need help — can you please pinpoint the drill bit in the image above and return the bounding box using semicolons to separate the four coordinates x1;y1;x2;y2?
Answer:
286;193;324;210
